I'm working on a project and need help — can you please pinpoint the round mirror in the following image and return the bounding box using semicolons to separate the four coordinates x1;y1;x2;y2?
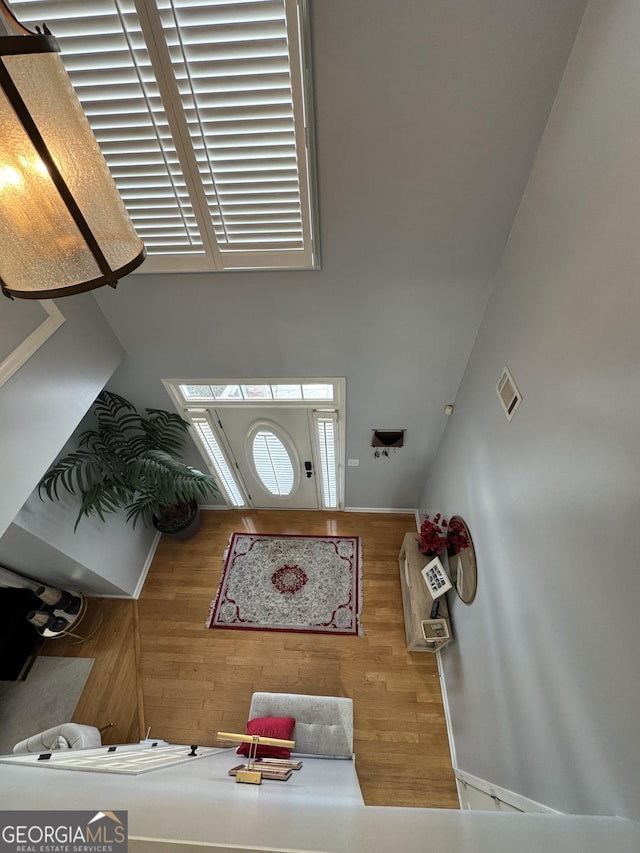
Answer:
447;516;477;604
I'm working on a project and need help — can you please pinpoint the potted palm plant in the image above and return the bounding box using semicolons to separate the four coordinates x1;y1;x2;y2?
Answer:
38;390;219;539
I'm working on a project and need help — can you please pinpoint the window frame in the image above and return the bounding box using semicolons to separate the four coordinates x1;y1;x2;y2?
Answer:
164;376;345;509
10;0;320;273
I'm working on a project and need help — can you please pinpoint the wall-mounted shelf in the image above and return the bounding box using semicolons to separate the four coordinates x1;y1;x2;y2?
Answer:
371;429;405;448
398;533;452;652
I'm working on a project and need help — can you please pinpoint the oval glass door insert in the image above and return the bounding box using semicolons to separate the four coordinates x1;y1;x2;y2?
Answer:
251;429;296;496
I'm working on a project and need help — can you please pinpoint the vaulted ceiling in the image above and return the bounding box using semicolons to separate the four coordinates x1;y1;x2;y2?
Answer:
86;0;590;508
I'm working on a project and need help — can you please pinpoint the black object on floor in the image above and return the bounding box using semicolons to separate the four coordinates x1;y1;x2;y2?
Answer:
0;587;41;680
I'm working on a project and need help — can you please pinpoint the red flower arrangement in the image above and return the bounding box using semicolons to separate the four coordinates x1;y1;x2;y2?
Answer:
418;513;448;555
447;517;470;556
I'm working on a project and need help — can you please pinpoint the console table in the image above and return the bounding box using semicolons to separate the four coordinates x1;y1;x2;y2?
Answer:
398;532;452;652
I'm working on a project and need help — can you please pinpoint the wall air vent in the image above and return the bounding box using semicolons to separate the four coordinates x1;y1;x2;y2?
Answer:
496;367;522;421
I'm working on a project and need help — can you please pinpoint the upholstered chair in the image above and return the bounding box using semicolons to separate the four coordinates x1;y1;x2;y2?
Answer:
13;723;102;753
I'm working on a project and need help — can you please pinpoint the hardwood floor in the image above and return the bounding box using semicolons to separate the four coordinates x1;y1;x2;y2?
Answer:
138;510;458;809
42;509;458;809
40;597;141;746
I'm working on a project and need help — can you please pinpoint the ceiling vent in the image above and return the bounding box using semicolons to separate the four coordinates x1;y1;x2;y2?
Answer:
496;367;522;421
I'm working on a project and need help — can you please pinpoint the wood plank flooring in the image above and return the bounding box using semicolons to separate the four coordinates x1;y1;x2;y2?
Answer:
138;510;459;809
41;510;458;808
40;597;140;746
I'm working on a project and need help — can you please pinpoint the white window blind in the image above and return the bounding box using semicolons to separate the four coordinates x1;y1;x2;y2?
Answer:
190;416;245;506
315;411;337;508
251;429;294;495
10;0;318;273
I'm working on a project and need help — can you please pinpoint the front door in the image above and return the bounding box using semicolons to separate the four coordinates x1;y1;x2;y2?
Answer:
214;406;319;509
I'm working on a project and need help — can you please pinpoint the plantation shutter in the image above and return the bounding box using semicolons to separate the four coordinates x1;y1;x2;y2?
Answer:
190;416;246;506
251;429;295;496
314;411;338;508
10;0;318;273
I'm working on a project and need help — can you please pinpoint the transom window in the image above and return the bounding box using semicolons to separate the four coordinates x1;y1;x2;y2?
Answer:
11;0;319;274
178;381;335;403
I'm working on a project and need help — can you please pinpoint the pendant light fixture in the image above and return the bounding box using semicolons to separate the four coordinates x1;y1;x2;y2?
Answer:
0;1;145;299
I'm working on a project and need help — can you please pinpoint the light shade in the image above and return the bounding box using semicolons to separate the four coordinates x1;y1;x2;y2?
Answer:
0;7;145;299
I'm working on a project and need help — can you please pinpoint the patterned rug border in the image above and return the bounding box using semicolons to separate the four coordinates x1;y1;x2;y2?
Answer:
206;532;364;636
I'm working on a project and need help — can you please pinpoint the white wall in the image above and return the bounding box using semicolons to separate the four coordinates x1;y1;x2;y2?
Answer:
0;295;155;597
0;751;638;853
98;264;484;512
94;0;586;510
0;299;47;363
0;293;123;539
7;470;157;597
0;523;126;596
0;516;144;597
422;0;640;821
127;814;640;853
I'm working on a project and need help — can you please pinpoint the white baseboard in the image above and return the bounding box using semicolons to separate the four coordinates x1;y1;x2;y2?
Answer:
95;593;139;599
436;648;458;770
131;531;162;599
200;505;420;518
454;768;562;814
344;507;417;514
438;648;559;814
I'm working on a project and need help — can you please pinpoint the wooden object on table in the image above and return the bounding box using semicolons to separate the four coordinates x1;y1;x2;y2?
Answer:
420;556;453;597
217;731;296;785
216;732;296;749
398;532;452;652
228;763;293;781
256;757;302;770
421;618;450;643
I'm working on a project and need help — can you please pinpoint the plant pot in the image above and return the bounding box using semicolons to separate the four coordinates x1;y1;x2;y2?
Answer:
418;547;438;558
153;500;201;541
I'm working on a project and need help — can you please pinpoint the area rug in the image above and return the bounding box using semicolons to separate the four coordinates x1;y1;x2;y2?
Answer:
0;656;94;755
207;533;363;635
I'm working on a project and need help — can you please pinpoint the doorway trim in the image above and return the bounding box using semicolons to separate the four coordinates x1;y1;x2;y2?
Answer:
163;377;346;510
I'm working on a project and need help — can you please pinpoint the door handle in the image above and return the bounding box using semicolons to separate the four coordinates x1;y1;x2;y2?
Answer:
304;461;313;479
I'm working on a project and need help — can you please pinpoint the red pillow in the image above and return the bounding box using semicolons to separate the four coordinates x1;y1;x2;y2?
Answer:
236;716;295;759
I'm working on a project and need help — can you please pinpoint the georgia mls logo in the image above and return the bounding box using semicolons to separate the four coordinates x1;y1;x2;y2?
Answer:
0;809;128;852
87;811;127;843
